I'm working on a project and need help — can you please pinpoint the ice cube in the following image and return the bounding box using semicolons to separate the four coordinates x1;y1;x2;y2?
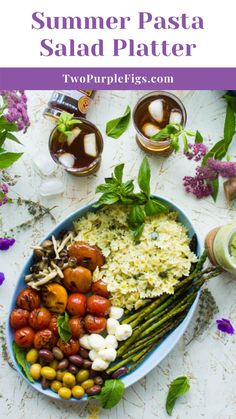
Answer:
40;178;64;197
142;123;160;138
32;152;57;176
67;127;81;147
58;153;75;168
148;99;164;123
84;133;97;157
169;110;182;124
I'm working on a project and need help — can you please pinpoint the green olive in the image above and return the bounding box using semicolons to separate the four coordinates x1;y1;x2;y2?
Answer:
56;370;67;381
81;379;94;390
29;363;41;380
71;385;85;399
26;349;38;365
63;372;76;388
51;380;63;393
76;369;90;383
41;366;56;380
58;387;71;399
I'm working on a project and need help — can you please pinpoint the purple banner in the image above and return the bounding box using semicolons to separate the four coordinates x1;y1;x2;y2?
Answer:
0;68;236;89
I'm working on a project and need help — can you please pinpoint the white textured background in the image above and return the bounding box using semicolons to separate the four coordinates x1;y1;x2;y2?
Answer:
0;90;236;419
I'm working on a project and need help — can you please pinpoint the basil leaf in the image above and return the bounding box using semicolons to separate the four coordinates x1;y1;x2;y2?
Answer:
166;376;190;415
122;180;134;195
145;198;169;216
12;342;34;383
195;130;203;144
57;312;72;343
224;103;235;145
114;163;124;183
6;132;22;145
106;106;131;139
94;192;120;208
129;205;145;226
182;133;189;154
224;93;236;113
88;379;125;409
0;151;23;169
0;131;7;147
138;157;151;197
208;178;219;202
131;223;145;242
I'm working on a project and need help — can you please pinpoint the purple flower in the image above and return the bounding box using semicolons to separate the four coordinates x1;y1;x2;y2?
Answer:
183;175;213;198
216;318;235;334
0;272;5;286
208;158;236;178
0;183;9;206
0;237;16;251
185;143;208;161
1;183;8;193
0;90;30;132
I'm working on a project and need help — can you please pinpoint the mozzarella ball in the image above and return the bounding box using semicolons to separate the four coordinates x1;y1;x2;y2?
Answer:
88;334;106;351
109;306;124;320
98;348;117;362
89;349;100;361
92;358;109;371
107;318;120;335
104;335;118;349
79;334;92;350
115;324;132;341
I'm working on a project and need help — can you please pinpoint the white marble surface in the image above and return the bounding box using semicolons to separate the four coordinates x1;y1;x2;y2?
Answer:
0;90;236;419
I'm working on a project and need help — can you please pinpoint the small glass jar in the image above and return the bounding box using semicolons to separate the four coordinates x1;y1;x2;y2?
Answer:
49;118;103;176
133;91;187;156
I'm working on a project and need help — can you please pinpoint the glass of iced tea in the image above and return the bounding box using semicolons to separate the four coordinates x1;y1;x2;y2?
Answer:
133;91;187;156
49;118;103;176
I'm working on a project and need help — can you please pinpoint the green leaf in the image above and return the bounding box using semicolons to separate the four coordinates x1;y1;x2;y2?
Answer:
93;192;120;207
223;93;236;113
57;112;80;137
12;342;34;383
0;150;23;169
166;376;190;415
224;103;236;145
6;132;22;144
122;179;134;195
0;119;18;131
129;205;145;226
106;106;131;139
57;312;72;343
182;134;189;154
195;130;203;144
131;223;145;242
88;379;125;409
209;178;219;202
138;157;151;197
114;163;124;183
0;131;7;147
145;198;169;216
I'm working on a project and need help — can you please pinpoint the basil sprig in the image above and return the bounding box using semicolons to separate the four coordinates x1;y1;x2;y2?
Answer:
151;123;201;153
106;105;131;139
12;342;34;383
166;376;190;415
57;312;72;342
57;111;81;138
88;379;125;409
95;157;169;242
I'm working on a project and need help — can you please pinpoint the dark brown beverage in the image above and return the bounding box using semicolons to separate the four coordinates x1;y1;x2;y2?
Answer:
49;118;103;176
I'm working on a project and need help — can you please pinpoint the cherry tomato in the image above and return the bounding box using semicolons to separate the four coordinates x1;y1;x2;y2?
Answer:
69;316;85;339
63;267;92;293
16;288;40;311
14;327;35;348
87;295;111;316
66;294;87;316
34;329;57;350
68;242;105;271
57;338;80;356
48;314;59;337
10;308;29;329
91;280;110;298
84;314;107;334
29;308;52;330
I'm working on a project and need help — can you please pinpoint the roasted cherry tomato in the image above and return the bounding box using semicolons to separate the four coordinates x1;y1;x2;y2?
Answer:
48;314;59;337
10;308;29;329
91;280;110;298
69;316;85;339
66;293;87;316
87;295;111;316
63;267;92;293
57;338;80;356
16;288;40;311
34;329;57;350
29;308;52;330
14;327;35;348
68;242;105;271
84;314;107;334
41;283;68;314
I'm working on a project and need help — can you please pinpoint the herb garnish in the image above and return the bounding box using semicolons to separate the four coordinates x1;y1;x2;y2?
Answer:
151;122;201;153
88;379;125;409
166;376;190;415
12;342;34;383
95;157;169;241
57;312;72;342
106;105;131;139
57;112;81;138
